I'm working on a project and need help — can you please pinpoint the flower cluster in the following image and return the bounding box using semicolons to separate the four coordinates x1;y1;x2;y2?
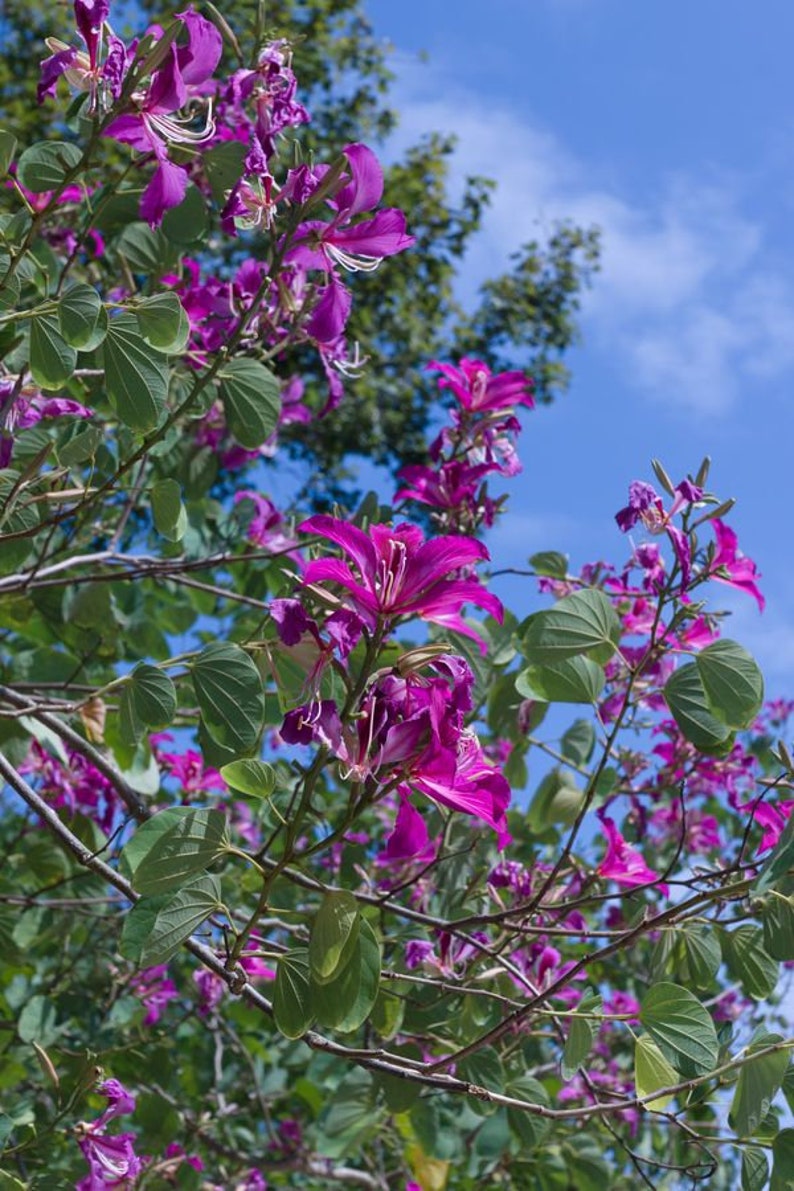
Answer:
75;1079;142;1189
397;358;534;533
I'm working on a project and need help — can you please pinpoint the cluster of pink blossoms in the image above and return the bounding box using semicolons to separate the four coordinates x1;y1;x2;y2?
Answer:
397;358;534;533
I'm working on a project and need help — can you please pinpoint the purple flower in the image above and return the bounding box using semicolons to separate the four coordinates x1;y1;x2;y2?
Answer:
104;11;222;225
615;478;703;591
596;816;665;891
429;358;534;414
709;519;765;611
299;515;502;649
407;731;512;848
75;1078;142;1189
37;0;110;104
131;964;178;1026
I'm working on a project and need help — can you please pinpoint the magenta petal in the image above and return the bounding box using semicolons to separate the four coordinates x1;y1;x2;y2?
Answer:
336;142;384;216
140;159;188;227
382;794;430;861
175;9;223;84
104;113;156;154
37;48;78;103
299;515;377;582
306;276;352;342
147;44;188;113
406;535;489;594
330;209;415;258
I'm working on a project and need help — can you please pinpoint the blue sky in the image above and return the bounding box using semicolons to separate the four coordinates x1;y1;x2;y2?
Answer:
363;0;794;693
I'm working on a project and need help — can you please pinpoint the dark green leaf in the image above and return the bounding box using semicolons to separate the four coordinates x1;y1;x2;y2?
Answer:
561;998;600;1082
220;759;276;798
771;1129;794;1191
522;588;621;665
103;315;168;431
218;358;282;449
516;655;605;703
680;924;722;989
135;875;222;965
312;917;381;1033
730;1033;789;1138
203;140;246;206
128;662;177;730
17;996;58;1046
664;662;735;753
58;284;104;349
122;807;228;896
29;315;77;390
0;130;17;177
136;293;190;353
161;183;209;244
273;950;314;1040
192;642;265;755
639;982;719;1077
762;894;794;960
309;891;360;985
695;639;764;729
528;550;568;578
151;478;187;542
115;222;179;276
742;1147;770;1191
722;926;779;1000
17;141;81;192
560;718;596;766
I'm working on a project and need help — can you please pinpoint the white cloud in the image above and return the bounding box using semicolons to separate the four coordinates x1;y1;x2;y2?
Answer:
382;55;794;414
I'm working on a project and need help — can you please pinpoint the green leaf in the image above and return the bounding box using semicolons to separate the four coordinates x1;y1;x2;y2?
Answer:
742;1147;770;1191
527;767;584;832
220;759;276;798
664;662;735;753
561;996;601;1081
312;917;381;1032
218;358;282;449
762;893;794;960
127;662;177;730
515;655;605;703
309;891;361;985
680;924;722;990
528;550;568;578
639;982;719;1077
561;1137;612;1191
771;1128;794;1191
273;949;314;1040
58;284;104;349
192;642;265;756
17;141;81;192
695;639;764;729
560;718;596;766
151;478;187;542
204;140;246;206
0;469;40;572
161;182;209;245
722;926;779;1000
29;315;77;390
103;315;168;431
522;588;622;665
17;996;58;1046
58;424;104;467
504;1076;551;1151
730;1033;789;1138
119;893;169;963
635;1034;680;1110
133;875;222;966
115;222;179;276
122;807;228;896
136;293;190;354
0;130;17;177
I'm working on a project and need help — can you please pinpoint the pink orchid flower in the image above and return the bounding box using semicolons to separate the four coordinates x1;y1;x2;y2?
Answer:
709;519;765;611
299;515;502;649
104;10;222;225
597;815;666;892
428;358;534;414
